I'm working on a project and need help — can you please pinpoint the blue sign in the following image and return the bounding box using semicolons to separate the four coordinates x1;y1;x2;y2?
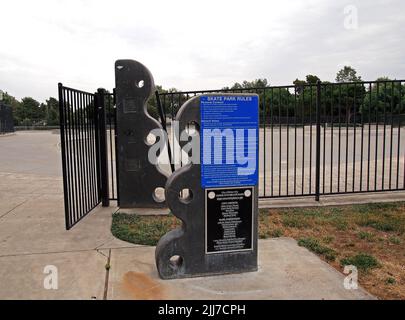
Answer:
200;95;259;188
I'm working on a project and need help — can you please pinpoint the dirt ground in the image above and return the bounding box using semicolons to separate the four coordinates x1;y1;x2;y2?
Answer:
259;202;405;300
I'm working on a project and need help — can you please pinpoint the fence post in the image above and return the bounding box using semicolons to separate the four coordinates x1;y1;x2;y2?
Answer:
315;81;321;201
155;91;175;173
96;88;110;207
58;83;70;229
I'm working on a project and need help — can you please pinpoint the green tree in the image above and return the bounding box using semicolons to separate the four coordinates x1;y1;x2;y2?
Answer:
43;97;59;125
336;66;362;83
361;78;405;116
17;97;44;126
1;91;21;125
305;74;320;85
223;78;269;90
148;85;183;121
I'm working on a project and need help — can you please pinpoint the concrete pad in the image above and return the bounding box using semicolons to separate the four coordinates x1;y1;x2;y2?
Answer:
107;238;375;300
0;193;118;256
0;250;108;300
116;207;170;216
96;237;141;250
0;131;61;176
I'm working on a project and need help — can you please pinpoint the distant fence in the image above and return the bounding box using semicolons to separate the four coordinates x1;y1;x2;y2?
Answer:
14;125;60;131
158;79;405;200
0;102;14;134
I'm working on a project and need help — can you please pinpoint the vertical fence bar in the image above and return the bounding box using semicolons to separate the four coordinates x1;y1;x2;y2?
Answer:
278;88;282;196
352;83;357;192
94;94;101;204
270;88;274;197
389;82;394;189
89;94;98;206
97;89;110;207
338;84;342;192
322;85;326;194
286;88;289;196
58;84;71;230
263;88;267;197
397;83;402;189
293;89;297;195
382;82;387;189
374;83;379;190
114;89;120;206
330;84;334;193
367;83;372;191
301;86;305;195
360;84;365;191
156;91;174;173
315;81;321;201
309;85;313;194
345;84;349;193
83;93;92;211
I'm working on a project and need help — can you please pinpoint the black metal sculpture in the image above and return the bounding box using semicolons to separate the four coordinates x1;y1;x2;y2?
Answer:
115;59;169;208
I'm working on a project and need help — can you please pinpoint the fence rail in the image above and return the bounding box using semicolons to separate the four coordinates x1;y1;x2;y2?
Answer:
158;79;405;200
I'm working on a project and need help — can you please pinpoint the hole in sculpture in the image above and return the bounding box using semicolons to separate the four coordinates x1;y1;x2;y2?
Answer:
136;80;145;88
169;255;183;270
179;188;193;203
153;187;165;203
116;65;124;70
186;121;199;135
145;132;157;145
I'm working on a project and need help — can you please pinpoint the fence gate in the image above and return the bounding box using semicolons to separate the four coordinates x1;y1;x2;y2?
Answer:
58;84;115;230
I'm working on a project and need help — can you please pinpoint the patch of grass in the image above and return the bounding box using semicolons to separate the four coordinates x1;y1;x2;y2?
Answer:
385;277;396;285
259;228;284;239
351;202;402;214
322;235;334;244
270;228;284;238
354;210;405;234
340;253;380;272
358;231;375;241
389;236;401;245
111;213;181;246
291;207;326;217
357;217;403;233
298;237;337;261
281;214;311;229
331;217;349;231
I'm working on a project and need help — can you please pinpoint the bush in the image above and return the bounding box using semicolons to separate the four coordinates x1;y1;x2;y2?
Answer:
340;253;380;272
298;237;336;261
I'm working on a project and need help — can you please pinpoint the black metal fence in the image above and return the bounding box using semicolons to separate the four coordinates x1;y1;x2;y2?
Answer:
158;79;405;200
0;102;14;134
58;84;117;229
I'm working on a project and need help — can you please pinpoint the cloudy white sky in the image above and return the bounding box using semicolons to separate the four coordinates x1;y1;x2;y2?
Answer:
0;0;404;102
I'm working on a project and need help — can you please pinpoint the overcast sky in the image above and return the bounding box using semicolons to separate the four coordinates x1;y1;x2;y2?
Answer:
0;0;404;102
